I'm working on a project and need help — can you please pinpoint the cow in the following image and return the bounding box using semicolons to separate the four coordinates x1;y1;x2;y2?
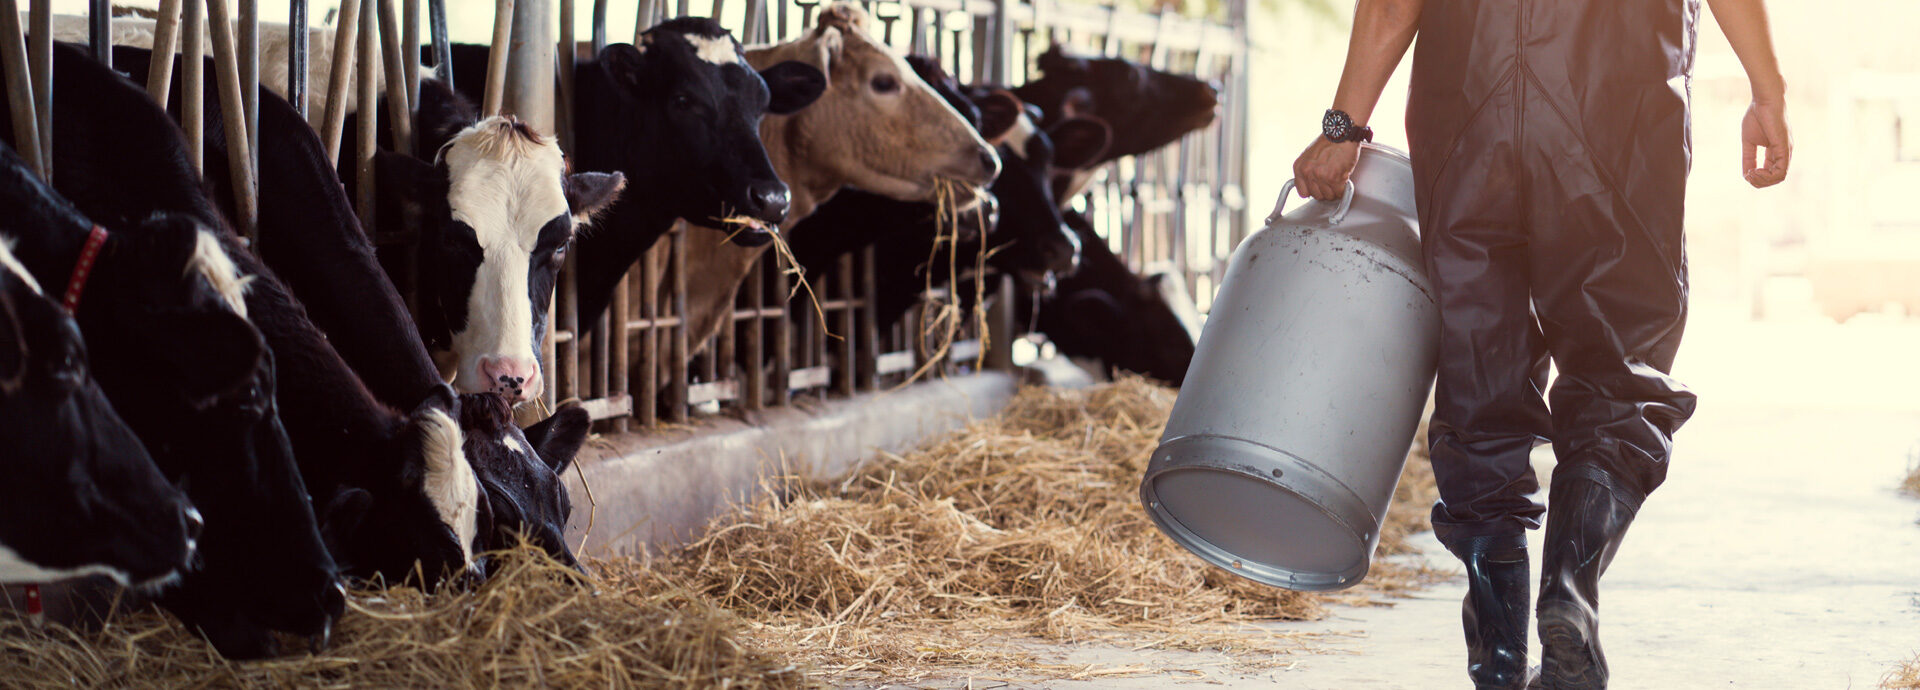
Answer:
664;3;1000;363
55;16;631;405
113;46;589;580
0;230;201;589
1012;44;1218;165
1017;209;1201;386
435;18;828;335
457;393;591;572
0;50;340;657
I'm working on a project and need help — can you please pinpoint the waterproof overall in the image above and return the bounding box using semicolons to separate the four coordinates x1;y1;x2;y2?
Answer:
1406;0;1703;545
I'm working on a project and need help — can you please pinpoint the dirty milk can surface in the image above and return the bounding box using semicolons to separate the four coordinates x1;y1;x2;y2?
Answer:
1139;144;1439;591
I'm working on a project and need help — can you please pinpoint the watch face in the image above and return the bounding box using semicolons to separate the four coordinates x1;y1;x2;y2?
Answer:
1323;109;1350;140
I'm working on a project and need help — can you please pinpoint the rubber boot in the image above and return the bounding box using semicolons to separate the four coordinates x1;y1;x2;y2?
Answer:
1536;465;1642;689
1446;533;1535;689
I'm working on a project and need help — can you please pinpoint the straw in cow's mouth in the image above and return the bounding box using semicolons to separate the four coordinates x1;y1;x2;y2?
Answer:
711;213;836;342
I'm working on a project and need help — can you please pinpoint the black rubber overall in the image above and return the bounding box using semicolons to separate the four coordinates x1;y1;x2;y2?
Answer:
1403;0;1702;686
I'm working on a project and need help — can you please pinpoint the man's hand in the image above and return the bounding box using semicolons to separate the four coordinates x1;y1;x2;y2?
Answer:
1294;137;1363;201
1741;98;1790;188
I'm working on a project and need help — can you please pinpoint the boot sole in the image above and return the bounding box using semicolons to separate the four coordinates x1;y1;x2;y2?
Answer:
1537;602;1605;689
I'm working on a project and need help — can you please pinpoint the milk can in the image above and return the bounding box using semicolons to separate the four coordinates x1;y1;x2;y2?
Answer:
1139;143;1438;592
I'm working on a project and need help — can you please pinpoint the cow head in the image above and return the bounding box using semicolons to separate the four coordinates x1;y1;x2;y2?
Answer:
314;385;485;587
458;393;589;572
1046;212;1200;386
0;240;200;589
587;19;826;246
382;119;625;405
748;2;999;217
966;91;1112;293
1017;44;1218;162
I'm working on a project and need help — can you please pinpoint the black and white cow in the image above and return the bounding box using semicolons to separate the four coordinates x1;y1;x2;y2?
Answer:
0;50;340;657
457;393;591;572
0;231;201;589
1013;44;1218;165
1018;209;1201;386
437;18;826;332
114;46;580;585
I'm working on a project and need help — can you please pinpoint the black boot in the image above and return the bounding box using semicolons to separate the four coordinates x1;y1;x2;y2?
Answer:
1536;465;1641;689
1447;533;1535;689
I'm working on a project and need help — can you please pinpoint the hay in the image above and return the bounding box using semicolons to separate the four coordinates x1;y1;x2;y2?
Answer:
0;547;808;690
1885;652;1920;689
662;377;1444;682
1902;453;1920;499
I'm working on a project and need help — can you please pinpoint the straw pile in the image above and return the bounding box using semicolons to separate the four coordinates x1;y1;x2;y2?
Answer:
0;548;807;690
1885;652;1920;689
660;377;1443;681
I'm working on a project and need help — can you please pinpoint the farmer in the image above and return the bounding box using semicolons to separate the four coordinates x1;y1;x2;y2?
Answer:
1292;0;1789;687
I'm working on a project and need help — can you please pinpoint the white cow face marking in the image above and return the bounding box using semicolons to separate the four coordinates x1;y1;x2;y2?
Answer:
0;239;41;295
437;118;573;403
187;230;254;317
416;408;480;567
684;33;744;66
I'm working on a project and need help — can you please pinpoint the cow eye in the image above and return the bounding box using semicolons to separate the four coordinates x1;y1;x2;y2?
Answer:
673;93;695;109
871;73;899;94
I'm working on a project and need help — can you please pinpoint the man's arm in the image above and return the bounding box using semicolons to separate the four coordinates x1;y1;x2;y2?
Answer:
1293;0;1423;201
1707;0;1791;188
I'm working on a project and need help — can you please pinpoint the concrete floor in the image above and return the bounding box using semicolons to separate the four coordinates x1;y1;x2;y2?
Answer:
876;315;1920;689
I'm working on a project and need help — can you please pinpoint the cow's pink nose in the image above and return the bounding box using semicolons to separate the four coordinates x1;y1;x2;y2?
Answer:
475;356;541;403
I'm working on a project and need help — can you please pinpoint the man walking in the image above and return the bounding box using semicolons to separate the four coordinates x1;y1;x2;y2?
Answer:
1292;0;1790;687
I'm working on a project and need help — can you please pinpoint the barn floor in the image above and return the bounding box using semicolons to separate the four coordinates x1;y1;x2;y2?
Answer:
875;311;1920;689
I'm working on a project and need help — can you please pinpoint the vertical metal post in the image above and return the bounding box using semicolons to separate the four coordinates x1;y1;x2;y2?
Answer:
591;0;607;53
428;0;450;91
480;0;514;118
0;0;42;179
608;273;629;432
182;0;205;172
637;249;658;425
834;254;854;396
355;0;377;235
27;0;50;176
208;0;260;238
504;0;552;129
743;255;764;410
319;0;360;165
240;0;258;182
667;226;689;421
402;0;419;114
741;0;764;49
146;0;183;105
856;245;877;390
772;243;791;407
634;0;653;42
674;0;688;22
377;0;412;155
558;0;575;152
289;0;307;118
88;0;110;66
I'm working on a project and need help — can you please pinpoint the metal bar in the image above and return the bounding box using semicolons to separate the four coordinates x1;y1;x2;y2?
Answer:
240;0;258;182
402;0;418;115
590;0;606;53
743;251;764;410
89;0;110;66
355;0;376;235
608;272;629;433
667;225;689;422
146;0;183;105
856;244;877;390
27;0;49;175
634;0;652;42
376;0;412;155
207;0;260;238
674;0;687;21
0;0;42;179
835;253;854;396
637;248;658;425
480;0;513;117
504;0;551;127
182;0;205;171
558;0;575;153
428;0;449;91
289;0;307;118
318;0;360;165
740;0;762;48
771;242;790;407
557;252;578;405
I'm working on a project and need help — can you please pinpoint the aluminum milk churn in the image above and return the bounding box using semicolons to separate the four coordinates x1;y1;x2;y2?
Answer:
1139;143;1438;591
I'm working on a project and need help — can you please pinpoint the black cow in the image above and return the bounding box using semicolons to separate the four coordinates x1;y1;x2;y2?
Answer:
117;46;588;582
0;226;200;589
458;393;591;572
436;18;826;333
1018;209;1200;386
1013;44;1218;164
0;46;340;658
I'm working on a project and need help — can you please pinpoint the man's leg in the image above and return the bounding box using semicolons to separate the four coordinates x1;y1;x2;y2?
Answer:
1420;135;1551;690
1524;101;1699;690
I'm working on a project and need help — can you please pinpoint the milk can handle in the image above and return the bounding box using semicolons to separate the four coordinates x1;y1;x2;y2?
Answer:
1269;180;1356;226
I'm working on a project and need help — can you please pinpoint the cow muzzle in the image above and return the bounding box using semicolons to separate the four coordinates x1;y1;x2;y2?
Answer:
473;355;543;403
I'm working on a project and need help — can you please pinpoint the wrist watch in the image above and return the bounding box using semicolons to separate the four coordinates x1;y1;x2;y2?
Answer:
1322;109;1373;144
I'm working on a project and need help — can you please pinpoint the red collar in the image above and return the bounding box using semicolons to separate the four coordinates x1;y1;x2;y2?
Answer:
61;225;107;315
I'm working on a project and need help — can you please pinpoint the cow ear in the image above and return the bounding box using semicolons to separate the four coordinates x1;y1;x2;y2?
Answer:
760;60;827;115
564;171;626;224
805;26;844;79
1048;117;1112;170
523;402;590;475
599;43;648;89
974;90;1024;144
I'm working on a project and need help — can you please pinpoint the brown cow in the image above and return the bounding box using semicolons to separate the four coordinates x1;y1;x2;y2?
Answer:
649;2;999;363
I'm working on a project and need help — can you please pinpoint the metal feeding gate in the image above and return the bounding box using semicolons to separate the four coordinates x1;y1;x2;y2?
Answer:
0;0;1248;431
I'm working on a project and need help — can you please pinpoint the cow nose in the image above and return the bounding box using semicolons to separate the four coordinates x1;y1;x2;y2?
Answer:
978;148;1002;183
746;182;790;223
475;356;542;404
182;506;205;545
